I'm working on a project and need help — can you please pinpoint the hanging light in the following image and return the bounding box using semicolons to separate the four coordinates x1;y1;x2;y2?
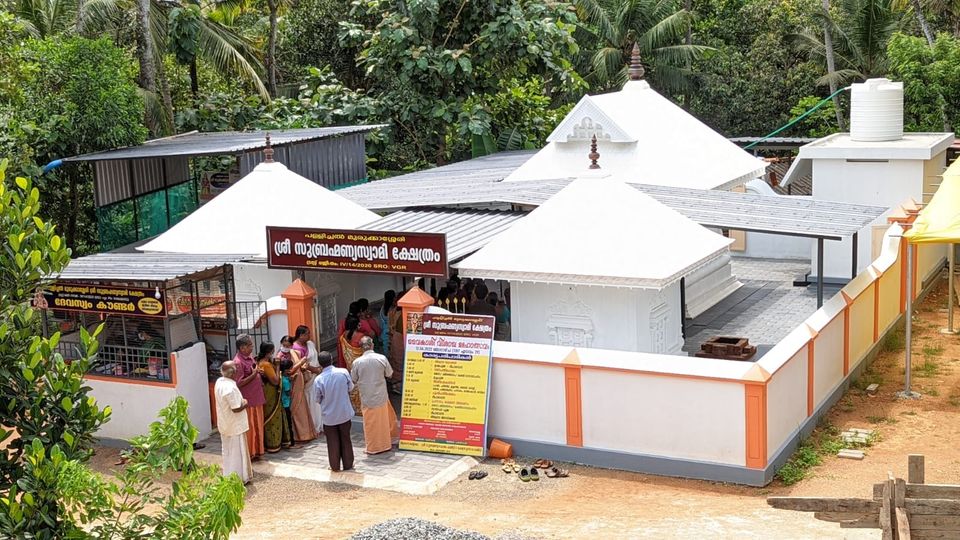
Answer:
154;286;162;300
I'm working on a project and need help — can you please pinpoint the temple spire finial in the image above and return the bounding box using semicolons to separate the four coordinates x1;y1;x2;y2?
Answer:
628;43;645;81
588;135;600;170
263;132;274;163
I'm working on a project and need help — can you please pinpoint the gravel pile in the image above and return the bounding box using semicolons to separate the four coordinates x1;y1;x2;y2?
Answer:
350;518;490;540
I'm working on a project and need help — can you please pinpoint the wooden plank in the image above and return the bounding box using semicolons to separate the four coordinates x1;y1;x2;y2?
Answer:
874;483;960;500
909;455;925;484
905;499;960;515
767;497;881;513
896;478;907;508
895;507;911;540
910;515;960;530
882;478;893;540
814;512;879;528
912;531;960;540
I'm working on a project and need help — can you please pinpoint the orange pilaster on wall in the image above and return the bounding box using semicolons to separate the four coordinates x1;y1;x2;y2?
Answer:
282;278;316;337
397;285;435;334
562;350;583;447
742;364;770;470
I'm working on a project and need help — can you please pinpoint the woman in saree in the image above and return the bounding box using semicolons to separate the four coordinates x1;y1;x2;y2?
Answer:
339;315;367;414
281;335;317;444
292;325;323;432
256;342;293;453
386;292;404;393
378;291;396;356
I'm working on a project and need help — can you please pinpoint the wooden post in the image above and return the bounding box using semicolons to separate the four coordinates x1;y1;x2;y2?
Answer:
909;454;925;485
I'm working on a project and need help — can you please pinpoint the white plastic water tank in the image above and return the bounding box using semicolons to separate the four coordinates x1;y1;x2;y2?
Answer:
850;78;904;142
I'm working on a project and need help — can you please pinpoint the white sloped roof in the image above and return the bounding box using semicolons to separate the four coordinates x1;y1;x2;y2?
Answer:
505;80;767;190
455;178;733;289
139;161;379;257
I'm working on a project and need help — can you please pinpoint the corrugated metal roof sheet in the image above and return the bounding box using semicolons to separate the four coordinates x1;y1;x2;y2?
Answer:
632;184;886;240
55;253;253;282
64;126;384;162
339;151;557;210
339;152;887;240
359;208;526;261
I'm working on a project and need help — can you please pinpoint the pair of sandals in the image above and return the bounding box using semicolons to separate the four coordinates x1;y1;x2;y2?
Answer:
532;458;569;478
468;470;488;480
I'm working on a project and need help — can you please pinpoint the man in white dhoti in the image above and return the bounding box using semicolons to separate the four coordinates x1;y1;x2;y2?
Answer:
215;360;253;484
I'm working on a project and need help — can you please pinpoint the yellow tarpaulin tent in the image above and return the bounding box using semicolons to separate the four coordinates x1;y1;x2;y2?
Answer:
900;159;960;397
905;159;960;244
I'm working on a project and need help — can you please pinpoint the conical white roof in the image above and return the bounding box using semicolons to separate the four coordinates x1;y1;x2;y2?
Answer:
505;80;766;190
455;178;732;289
139;161;379;257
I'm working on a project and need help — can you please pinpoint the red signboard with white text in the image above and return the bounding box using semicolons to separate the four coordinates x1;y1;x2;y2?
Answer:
266;226;448;277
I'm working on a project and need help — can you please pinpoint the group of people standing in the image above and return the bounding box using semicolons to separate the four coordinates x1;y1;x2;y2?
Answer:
216;319;400;481
337;293;404;396
437;278;512;340
215;328;324;483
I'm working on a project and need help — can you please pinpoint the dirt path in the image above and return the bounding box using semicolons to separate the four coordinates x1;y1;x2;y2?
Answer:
89;277;960;539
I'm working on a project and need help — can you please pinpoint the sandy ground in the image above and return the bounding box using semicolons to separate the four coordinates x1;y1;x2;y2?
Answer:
86;277;960;539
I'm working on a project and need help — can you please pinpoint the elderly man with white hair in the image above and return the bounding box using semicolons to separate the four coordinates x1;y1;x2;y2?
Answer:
215;360;253;484
350;335;398;454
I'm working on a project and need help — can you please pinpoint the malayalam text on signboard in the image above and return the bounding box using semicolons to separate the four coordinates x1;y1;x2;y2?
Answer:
399;313;495;457
266;226;448;277
40;283;166;318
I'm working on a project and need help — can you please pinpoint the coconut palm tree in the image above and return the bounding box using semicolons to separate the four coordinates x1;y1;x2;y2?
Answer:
796;0;906;88
573;0;710;94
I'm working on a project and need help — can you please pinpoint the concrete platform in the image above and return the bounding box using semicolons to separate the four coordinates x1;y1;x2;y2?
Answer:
683;258;817;354
195;424;475;496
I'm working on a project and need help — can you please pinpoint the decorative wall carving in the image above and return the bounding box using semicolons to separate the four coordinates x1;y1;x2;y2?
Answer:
649;295;669;353
546;288;595;347
568;116;613;142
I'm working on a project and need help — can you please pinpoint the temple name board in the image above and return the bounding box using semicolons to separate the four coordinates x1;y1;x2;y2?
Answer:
266;226;448;277
40;283;166;318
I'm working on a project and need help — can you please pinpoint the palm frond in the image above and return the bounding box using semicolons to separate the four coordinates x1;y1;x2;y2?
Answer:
195;17;268;98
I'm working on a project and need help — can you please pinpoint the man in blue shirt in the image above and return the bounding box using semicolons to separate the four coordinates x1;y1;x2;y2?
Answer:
313;351;355;471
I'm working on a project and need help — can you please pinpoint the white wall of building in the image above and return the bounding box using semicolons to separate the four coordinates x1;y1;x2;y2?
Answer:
173;342;213;440
233;262;294;301
810;156;944;279
580;369;746;465
488;361;566;444
88;379;177;441
510;281;683;354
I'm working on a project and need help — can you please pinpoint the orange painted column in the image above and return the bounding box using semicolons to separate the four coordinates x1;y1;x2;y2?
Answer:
562;350;583;447
397;285;435;334
282;278;316;338
743;364;770;470
744;382;768;469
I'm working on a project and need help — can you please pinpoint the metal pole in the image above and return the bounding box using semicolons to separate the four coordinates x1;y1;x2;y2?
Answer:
817;237;824;308
679;277;687;339
900;243;920;399
851;232;859;280
942;244;956;335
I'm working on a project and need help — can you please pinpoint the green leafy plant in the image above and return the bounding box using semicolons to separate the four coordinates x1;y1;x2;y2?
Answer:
57;397;245;539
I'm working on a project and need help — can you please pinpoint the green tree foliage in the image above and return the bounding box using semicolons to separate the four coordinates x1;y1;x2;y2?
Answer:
887;32;960;131
789;95;842;136
574;0;709;93
278;0;364;88
0;159;110;535
795;0;906;87
1;36;146;254
340;0;583;164
688;0;823;136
